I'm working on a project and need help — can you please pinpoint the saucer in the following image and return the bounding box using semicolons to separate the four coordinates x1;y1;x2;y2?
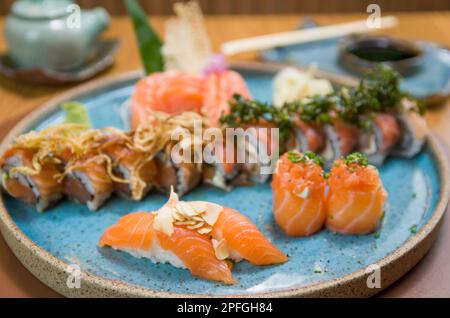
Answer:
0;39;121;85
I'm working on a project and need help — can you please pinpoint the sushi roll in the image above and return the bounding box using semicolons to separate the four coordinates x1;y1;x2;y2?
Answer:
237;122;280;184
326;153;387;235
99;132;157;200
63;153;114;211
272;151;327;236
321;119;359;167
154;152;202;197
357;113;401;166
392;98;428;158
0;148;63;212
99;189;287;283
202;139;239;190
292;119;325;153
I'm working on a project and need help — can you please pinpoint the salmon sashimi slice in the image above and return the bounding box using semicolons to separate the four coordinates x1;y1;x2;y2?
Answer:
271;151;327;236
130;71;204;129
202;70;252;127
99;211;235;284
374;113;401;153
212;207;288;265
326;154;387;235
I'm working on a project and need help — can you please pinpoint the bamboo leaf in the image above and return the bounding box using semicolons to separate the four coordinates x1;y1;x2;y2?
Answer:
125;0;164;75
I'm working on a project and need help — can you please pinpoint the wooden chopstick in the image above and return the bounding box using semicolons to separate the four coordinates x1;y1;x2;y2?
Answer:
229;60;360;88
222;16;398;56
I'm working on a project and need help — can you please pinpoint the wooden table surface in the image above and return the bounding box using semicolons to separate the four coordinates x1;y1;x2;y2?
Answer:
0;13;449;298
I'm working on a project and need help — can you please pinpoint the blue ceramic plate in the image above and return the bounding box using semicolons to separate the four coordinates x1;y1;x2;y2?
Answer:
0;71;448;297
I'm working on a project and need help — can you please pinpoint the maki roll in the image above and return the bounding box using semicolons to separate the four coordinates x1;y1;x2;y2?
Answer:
326;153;387;235
357;113;401;166
1;148;63;212
63;153;114;211
154;152;202;196
137;110;207;197
202;138;239;190
0;124;87;212
292;119;325;153
99;131;157;201
237;122;279;184
321;118;359;166
392;98;427;158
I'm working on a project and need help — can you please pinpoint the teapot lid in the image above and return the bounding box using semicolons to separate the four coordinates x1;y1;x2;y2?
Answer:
12;0;75;19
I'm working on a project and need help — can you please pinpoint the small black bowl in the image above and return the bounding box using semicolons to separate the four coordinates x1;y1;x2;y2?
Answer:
339;35;424;76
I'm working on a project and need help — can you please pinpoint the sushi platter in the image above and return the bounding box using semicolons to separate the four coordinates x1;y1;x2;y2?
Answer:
0;68;448;297
0;1;449;298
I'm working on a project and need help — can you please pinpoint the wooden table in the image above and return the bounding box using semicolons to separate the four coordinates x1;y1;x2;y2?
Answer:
0;13;449;297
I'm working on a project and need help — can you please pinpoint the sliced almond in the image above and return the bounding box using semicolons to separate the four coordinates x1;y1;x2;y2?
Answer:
174;220;197;226
212;238;230;260
189;201;210;214
153;206;174;236
197;226;212;235
176;201;198;217
202;203;223;226
187;222;205;230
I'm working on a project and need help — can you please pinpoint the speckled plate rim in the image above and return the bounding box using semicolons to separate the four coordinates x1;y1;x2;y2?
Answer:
0;71;448;298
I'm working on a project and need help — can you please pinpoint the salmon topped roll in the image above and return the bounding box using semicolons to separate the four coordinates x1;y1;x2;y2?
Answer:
1;148;63;212
0;124;88;211
326;153;387;235
63;153;114;211
99;131;157;201
272;151;327;236
321;118;360;167
358;113;401;166
99;188;287;284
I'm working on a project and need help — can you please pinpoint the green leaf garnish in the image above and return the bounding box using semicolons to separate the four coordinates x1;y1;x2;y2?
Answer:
286;151;324;167
62;102;92;128
220;94;295;147
410;225;417;234
125;0;164;75
342;152;369;167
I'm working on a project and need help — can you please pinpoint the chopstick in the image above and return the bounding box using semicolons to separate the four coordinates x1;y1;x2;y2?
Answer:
229;60;360;88
222;16;398;56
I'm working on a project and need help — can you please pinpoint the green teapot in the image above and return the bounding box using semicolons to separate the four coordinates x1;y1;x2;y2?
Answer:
5;0;110;71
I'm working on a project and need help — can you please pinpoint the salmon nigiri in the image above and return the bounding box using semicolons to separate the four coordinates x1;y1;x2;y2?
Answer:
272;151;327;236
326;153;387;235
99;189;287;284
212;207;288;265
